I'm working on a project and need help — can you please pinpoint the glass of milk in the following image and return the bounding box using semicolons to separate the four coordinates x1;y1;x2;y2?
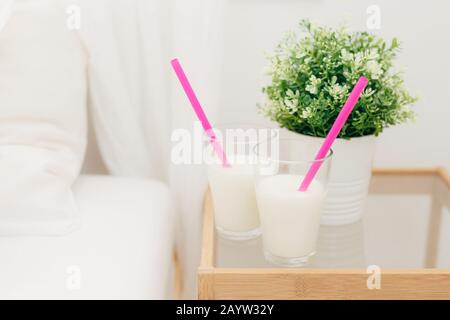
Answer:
207;125;277;241
255;137;333;267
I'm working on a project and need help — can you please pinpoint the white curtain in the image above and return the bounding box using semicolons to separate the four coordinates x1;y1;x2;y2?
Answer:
68;0;225;298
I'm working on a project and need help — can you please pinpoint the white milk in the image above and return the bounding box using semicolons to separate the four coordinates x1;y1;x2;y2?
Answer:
256;175;325;261
208;162;260;239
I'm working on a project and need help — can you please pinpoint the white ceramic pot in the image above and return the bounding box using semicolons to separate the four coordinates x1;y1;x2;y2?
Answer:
281;130;377;225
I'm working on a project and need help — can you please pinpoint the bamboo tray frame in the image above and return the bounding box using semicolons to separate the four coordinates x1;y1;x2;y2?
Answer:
198;167;450;300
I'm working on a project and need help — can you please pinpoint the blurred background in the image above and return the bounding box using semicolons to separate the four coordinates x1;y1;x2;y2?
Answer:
215;0;450;169
85;0;450;173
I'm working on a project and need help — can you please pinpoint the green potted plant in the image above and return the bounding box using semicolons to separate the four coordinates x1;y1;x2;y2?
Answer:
262;20;417;225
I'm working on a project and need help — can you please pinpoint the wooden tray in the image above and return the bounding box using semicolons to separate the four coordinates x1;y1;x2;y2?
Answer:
198;168;450;300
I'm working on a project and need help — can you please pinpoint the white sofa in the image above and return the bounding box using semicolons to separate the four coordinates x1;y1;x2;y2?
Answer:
0;130;175;300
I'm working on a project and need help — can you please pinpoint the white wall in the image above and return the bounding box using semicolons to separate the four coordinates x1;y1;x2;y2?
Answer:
82;115;108;174
215;0;450;170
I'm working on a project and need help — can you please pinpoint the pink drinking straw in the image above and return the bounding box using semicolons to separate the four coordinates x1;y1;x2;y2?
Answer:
299;76;369;192
170;58;230;167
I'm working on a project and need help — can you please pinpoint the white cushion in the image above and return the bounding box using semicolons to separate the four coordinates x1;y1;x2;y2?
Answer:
0;175;175;300
0;0;87;235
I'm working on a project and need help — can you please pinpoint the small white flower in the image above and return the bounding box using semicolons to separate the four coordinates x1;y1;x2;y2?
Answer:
366;49;379;61
341;49;353;62
284;89;300;113
310;75;321;85
353;52;364;67
284;98;298;109
384;76;398;87
306;84;317;95
300;107;313;119
286;89;296;98
306;75;321;95
343;70;352;79
366;60;382;79
328;83;348;99
362;88;375;98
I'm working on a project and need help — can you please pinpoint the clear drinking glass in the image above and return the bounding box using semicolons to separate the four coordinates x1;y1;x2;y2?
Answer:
254;136;333;267
206;125;277;241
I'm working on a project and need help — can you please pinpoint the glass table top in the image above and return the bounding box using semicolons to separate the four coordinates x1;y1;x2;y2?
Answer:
215;171;450;269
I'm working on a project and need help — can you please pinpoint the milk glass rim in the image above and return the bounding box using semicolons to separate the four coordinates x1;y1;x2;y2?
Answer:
254;137;334;165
